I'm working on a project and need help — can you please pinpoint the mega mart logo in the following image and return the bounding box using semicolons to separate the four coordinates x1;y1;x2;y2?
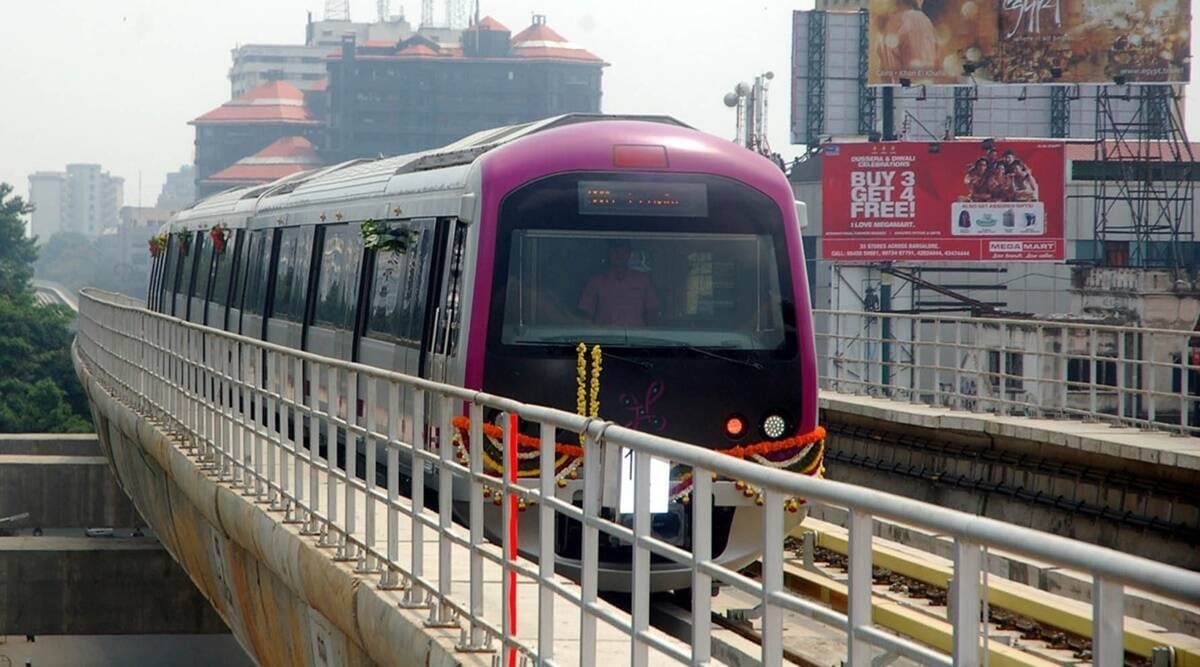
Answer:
989;241;1025;253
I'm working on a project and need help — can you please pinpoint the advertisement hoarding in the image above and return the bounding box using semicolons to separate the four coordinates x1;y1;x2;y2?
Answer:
867;0;1190;85
821;141;1066;262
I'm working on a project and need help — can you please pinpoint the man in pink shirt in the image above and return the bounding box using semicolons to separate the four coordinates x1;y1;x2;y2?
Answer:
578;240;660;327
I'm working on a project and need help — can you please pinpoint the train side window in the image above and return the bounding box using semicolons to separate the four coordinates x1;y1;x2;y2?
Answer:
365;219;434;345
158;236;177;313
242;230;274;316
211;230;240;309
271;226;315;322
192;233;215;300
312;224;364;329
176;233;199;304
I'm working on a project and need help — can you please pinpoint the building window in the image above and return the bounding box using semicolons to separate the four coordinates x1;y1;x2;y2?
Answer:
1067;357;1118;389
988;350;1024;391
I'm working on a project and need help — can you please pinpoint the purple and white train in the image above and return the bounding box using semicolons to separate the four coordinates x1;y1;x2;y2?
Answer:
150;115;822;591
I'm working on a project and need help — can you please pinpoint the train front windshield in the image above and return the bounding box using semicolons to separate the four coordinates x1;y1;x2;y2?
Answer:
495;174;796;354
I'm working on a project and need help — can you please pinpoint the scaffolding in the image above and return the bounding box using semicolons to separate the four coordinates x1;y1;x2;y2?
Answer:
856;9;876;135
1092;85;1196;272
805;11;827;148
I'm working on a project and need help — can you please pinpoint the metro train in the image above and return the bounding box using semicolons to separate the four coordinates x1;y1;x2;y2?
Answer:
148;114;824;591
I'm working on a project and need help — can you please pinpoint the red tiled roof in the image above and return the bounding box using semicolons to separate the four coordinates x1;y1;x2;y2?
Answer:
511;22;566;44
397;43;439;57
466;16;509;32
242;80;306;103
309;78;329;92
510;21;604;63
191;81;318;125
203;136;321;184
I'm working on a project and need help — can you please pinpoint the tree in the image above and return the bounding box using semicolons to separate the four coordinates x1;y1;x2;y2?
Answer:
0;183;91;433
0;183;37;297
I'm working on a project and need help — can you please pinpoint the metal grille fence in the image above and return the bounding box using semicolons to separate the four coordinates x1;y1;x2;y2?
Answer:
816;309;1200;437
76;289;1200;666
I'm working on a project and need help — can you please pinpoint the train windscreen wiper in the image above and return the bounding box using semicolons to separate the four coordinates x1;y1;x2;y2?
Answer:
624;335;764;371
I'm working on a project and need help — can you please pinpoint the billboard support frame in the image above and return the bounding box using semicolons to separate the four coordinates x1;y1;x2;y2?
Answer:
1092;85;1196;272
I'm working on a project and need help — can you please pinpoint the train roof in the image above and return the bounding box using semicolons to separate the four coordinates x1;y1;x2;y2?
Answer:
167;114;690;233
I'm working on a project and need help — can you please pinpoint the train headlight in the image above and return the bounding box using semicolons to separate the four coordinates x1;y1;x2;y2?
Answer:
724;415;747;439
762;414;787;439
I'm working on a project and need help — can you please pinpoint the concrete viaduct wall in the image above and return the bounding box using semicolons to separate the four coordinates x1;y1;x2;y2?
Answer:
73;345;476;667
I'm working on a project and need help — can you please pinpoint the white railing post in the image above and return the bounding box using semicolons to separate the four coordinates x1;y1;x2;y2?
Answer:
402;388;426;608
428;394;456;626
761;489;785;667
302;360;323;536
631;450;651;667
380;381;401;588
579;429;600;667
537;420;556;662
951;538;982;665
321;365;340;547
288;354;305;524
460;401;487;646
359;378;379;571
691;469;712;667
1092;577;1125;667
339;369;359;562
847;508;872;667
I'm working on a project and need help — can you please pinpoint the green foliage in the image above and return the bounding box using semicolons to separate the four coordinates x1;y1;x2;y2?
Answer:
0;183;91;433
0;183;38;297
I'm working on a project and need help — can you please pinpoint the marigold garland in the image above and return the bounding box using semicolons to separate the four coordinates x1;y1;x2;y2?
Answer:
147;234;168;257
209;223;229;254
451;340;825;512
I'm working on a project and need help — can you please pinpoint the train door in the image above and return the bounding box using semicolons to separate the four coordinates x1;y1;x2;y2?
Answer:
205;230;242;331
156;237;178;314
306;224;364;363
239;229;275;340
358;218;439;378
423;219;467;384
188;232;216;325
172;232;200;317
264;226;316;351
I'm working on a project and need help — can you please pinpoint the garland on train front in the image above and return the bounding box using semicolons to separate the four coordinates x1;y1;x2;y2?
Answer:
450;344;825;512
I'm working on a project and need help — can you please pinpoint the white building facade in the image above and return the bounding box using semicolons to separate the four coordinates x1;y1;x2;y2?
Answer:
26;164;124;241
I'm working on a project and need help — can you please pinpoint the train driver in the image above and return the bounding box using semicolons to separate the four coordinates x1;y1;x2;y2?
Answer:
578;239;660;328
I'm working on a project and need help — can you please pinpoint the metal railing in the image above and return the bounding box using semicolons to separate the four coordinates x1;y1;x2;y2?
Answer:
816;309;1200;437
76;288;1200;666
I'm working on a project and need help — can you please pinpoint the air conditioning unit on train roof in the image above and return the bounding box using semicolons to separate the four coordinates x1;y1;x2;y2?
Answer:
394;113;692;175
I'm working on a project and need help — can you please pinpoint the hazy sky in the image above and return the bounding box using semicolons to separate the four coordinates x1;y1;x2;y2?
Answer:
2;0;1198;207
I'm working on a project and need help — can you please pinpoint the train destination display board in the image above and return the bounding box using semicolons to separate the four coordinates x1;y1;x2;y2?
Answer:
821;140;1066;262
867;0;1191;85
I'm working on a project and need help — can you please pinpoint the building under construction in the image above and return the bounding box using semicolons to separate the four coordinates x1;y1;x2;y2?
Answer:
195;1;605;193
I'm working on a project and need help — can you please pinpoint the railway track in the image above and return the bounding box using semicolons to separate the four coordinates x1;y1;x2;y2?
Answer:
640;516;1200;666
823;422;1200;570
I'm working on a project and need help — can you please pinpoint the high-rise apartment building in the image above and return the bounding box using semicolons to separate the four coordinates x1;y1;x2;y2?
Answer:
27;171;67;240
26;164;124;241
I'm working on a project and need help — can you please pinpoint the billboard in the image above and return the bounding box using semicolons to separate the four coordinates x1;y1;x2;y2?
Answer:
867;0;1190;85
821;141;1066;262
